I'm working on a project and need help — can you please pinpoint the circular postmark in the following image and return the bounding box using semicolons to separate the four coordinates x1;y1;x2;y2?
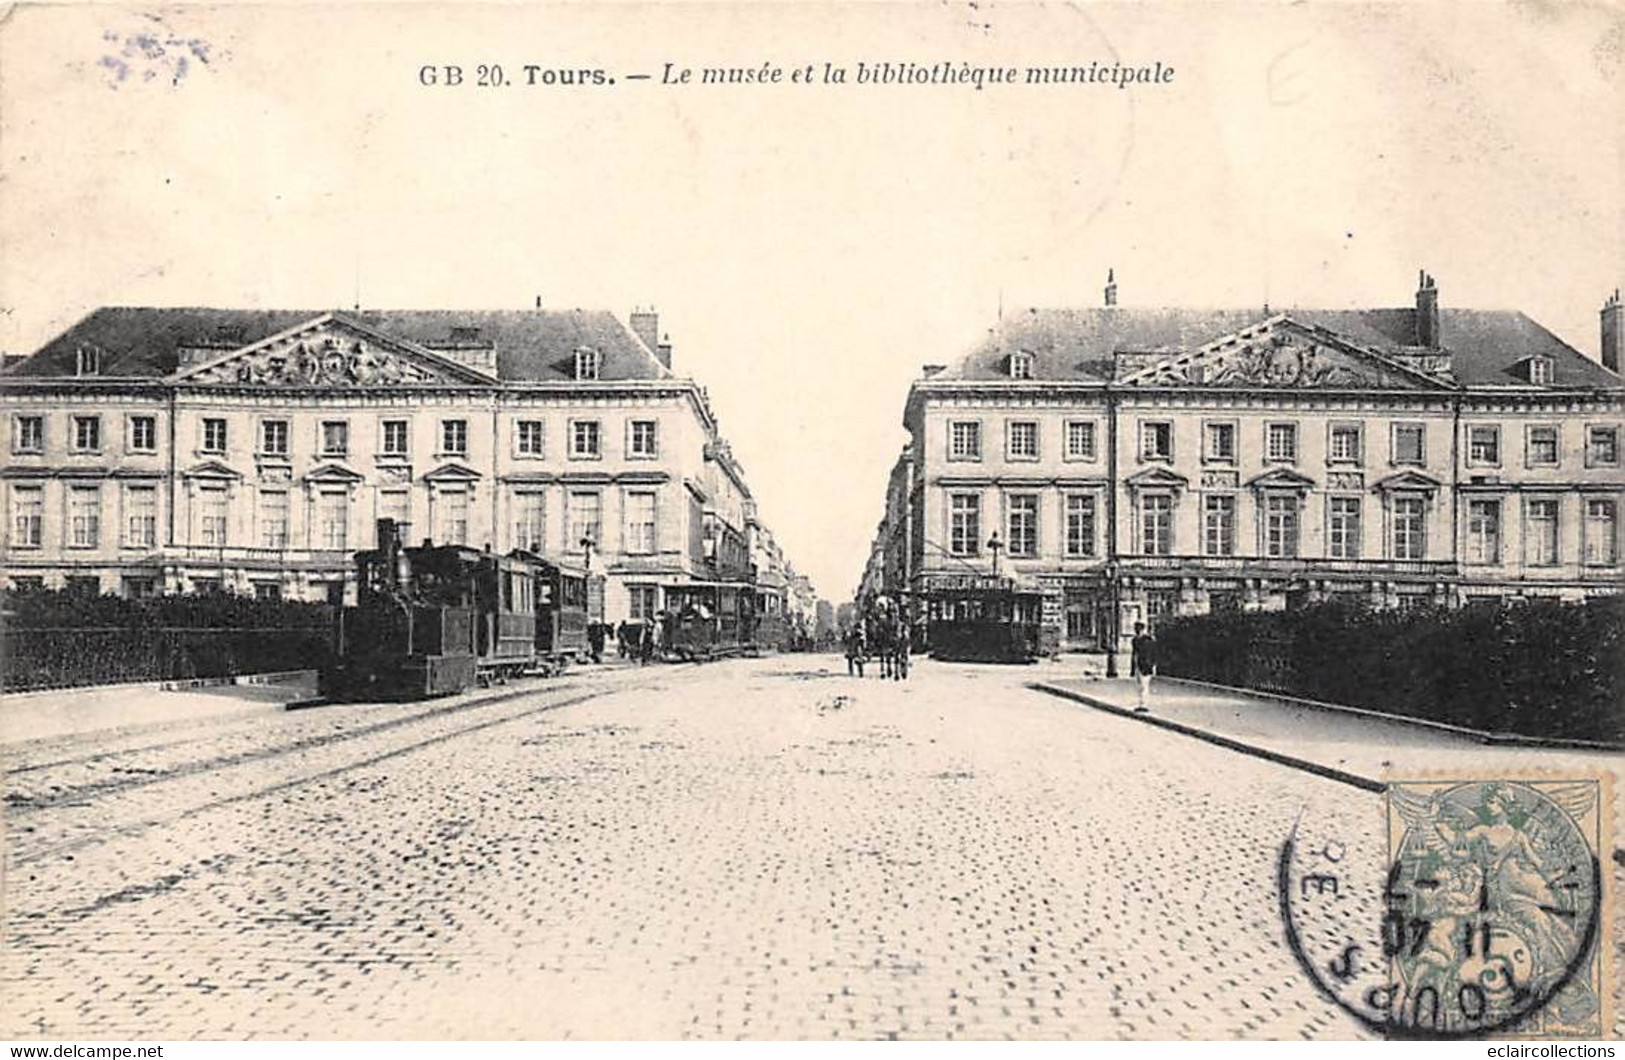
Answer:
1278;780;1605;1039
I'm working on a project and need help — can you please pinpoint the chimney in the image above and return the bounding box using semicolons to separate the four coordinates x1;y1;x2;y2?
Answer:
921;364;946;378
1601;289;1622;374
656;333;673;370
535;295;543;310
630;307;660;353
1104;268;1118;308
1415;270;1440;349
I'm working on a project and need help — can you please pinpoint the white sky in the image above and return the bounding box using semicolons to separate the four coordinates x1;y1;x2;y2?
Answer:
2;2;1620;600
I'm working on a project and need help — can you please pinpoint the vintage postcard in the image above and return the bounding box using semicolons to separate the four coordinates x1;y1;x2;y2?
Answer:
0;0;1620;1044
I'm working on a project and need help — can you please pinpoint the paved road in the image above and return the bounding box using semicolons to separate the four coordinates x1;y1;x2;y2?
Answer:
1;655;1591;1039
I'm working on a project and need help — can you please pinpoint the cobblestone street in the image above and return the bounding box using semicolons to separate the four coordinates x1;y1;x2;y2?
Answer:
2;656;1610;1039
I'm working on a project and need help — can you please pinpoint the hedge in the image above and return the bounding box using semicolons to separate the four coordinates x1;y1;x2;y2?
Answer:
2;588;334;692
1154;596;1625;744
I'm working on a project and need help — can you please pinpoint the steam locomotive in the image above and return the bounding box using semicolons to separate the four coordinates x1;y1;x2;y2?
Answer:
319;520;595;701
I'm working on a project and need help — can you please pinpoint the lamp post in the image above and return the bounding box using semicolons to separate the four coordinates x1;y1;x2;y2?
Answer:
986;531;1004;579
1104;561;1120;678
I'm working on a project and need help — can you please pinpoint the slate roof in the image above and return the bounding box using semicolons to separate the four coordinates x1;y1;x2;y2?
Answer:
937;306;1620;389
3;307;674;383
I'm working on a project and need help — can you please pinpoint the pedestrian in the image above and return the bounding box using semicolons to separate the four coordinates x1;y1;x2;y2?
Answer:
588;621;605;664
1130;621;1157;711
844;622;867;678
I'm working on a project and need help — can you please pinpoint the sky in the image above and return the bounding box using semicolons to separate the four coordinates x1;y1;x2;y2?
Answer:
2;2;1620;600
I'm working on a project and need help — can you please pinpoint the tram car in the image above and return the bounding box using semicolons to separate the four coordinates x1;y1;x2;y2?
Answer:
925;584;1044;663
659;581;757;661
319;520;593;701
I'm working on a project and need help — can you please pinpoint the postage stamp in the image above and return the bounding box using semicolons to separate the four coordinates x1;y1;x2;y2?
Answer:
1279;775;1612;1040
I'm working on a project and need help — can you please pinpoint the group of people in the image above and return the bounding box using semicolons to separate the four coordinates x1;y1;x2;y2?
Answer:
843;596;913;680
613;617;663;665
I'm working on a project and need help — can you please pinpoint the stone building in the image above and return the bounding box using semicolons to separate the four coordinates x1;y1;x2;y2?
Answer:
1;304;800;625
876;272;1624;654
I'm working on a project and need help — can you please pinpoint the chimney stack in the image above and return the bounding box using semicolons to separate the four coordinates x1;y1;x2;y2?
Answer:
629;306;660;354
1415;270;1440;349
656;333;673;371
1104;268;1118;308
1602;288;1622;374
535;295;543;310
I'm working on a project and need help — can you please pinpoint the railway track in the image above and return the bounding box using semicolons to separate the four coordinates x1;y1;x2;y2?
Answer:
4;666;678;867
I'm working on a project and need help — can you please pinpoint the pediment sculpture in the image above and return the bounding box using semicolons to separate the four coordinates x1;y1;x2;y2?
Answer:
187;326;450;387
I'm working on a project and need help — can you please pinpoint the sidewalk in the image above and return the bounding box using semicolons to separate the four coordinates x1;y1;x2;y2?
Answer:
1;674;316;748
1030;676;1624;845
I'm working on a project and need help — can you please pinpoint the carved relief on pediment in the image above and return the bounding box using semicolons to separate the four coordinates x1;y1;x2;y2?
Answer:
1134;326;1410;389
187;324;452;387
377;465;414;485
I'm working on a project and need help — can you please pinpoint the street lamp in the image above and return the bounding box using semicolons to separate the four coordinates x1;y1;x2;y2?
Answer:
1104;561;1120;678
579;535;595;573
986;531;1004;578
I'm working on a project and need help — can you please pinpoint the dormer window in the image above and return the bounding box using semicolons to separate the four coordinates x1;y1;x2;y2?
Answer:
1526;356;1554;385
76;346;101;376
1009;350;1035;380
574;347;602;381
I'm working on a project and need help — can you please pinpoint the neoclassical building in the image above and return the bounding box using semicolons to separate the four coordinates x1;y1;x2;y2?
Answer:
1;304;806;623
871;273;1624;653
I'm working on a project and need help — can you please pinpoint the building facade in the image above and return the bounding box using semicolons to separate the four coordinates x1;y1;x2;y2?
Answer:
1;305;809;624
874;273;1624;654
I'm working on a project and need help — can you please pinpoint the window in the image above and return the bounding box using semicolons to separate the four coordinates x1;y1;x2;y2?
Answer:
1203;495;1235;557
625;491;657;554
1526;426;1559;468
1145;590;1178;628
1468;425;1500;466
1328;424;1362;465
948;421;982;461
253;582;282;602
124;486;157;548
8;576;44;592
199;485;229;546
570;420;602;459
319;489;349;550
1006;494;1038;557
1392;423;1425;465
201;418;227;454
378;490;409;546
1064;421;1096;461
574;347;601;380
1264;494;1299;558
65;575;101;596
515;420;545;457
260;490;290;549
1526;499;1559;567
1588;426;1619;468
628;585;659;622
1584;499;1618;566
1392;497;1427;560
1327;497;1361;560
949;493;981;556
441;419;468;456
1140;421;1173;461
129;416;157;454
512;491;544;552
69;486;101;548
1466;499;1501;565
255;419;288;458
629;420;658;458
1064;495;1096;558
11;485;43;548
76;347;101;376
124;576;157;600
380;420;409;457
1266;423;1298;463
1141;494;1173;555
1009;351;1034;380
321;420;349;457
72;415;101;452
1006;421;1039;461
1204;422;1236;463
13;415;43;454
1528;357;1553;384
568;491;602;547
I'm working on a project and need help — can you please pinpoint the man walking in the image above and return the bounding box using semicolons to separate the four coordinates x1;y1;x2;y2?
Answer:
1130;621;1157;712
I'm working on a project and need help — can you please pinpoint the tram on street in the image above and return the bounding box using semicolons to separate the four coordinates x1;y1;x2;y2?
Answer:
923;578;1045;663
